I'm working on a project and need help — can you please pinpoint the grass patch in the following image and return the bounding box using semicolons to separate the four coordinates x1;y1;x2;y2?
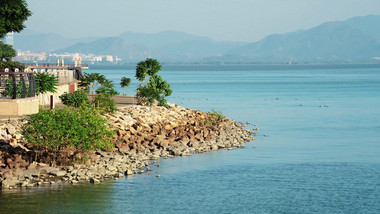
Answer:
204;110;225;126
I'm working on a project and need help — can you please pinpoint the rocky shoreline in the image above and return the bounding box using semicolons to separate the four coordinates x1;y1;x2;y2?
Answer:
0;103;255;189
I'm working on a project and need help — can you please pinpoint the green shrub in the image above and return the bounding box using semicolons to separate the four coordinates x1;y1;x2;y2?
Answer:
93;94;117;114
59;89;117;114
59;90;90;107
21;105;114;155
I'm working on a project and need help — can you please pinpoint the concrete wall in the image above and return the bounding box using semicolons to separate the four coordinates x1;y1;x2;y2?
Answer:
36;69;78;105
0;97;39;116
38;82;78;106
51;69;74;84
32;69;75;84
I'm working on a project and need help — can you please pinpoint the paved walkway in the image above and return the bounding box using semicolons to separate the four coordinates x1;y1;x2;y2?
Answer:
104;95;136;107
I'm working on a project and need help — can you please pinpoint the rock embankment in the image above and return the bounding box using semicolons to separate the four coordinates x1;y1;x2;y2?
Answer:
0;103;255;189
109;104;254;156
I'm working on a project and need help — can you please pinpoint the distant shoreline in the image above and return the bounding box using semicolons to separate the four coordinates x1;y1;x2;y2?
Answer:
84;62;380;70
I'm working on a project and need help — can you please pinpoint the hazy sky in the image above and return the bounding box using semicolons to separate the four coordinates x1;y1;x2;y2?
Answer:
24;0;380;42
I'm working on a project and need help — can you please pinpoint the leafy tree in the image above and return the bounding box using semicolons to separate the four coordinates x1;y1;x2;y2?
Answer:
135;58;172;108
35;72;58;95
95;79;118;96
79;72;106;95
0;61;25;70
0;41;16;61
120;77;131;95
76;72;118;112
137;75;172;107
0;0;32;62
135;58;161;86
80;72;118;97
0;0;32;38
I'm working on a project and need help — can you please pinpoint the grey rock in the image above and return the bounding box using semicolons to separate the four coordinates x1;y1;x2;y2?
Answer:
66;166;74;172
77;169;86;176
210;145;218;151
7;124;17;135
21;181;29;187
2;177;19;188
23;169;40;178
15;134;22;140
53;171;67;177
27;183;36;188
107;165;117;172
0;129;7;137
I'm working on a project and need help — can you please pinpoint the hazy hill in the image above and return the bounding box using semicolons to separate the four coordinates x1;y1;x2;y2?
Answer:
55;37;151;61
13;29;100;52
118;30;214;49
55;31;246;62
212;15;380;63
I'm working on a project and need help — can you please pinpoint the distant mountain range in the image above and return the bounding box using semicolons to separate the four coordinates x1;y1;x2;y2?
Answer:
14;15;380;63
55;31;246;62
208;15;380;63
14;29;101;52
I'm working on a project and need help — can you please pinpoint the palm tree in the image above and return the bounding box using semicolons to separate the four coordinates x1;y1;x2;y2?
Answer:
120;77;131;95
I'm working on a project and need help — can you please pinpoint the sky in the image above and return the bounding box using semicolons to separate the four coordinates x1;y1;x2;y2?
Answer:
24;0;380;42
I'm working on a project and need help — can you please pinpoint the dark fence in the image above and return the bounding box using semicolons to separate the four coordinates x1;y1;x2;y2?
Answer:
0;72;36;99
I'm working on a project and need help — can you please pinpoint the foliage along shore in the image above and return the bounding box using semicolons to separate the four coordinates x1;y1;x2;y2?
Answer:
0;103;255;189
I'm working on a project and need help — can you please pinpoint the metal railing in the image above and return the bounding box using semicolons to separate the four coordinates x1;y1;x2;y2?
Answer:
0;72;36;99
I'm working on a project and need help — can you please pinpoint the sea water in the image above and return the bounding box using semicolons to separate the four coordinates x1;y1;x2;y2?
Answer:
0;64;379;214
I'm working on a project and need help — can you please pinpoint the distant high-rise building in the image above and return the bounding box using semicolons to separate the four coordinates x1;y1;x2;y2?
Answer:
106;55;114;62
4;32;14;46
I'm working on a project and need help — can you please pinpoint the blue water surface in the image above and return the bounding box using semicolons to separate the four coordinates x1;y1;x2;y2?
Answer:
1;64;379;214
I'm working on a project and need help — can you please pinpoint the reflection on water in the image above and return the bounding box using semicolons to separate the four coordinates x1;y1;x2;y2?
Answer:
2;161;378;214
0;182;116;214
